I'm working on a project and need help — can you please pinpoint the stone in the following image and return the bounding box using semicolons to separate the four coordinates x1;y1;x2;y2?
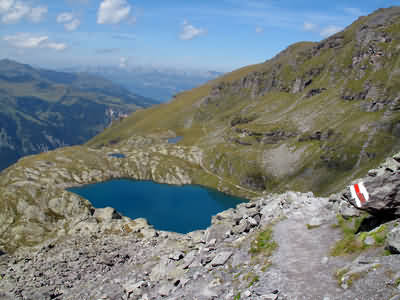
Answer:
169;251;185;261
321;257;329;264
247;217;259;227
182;251;196;269
364;236;376;246
243;290;252;297
123;280;147;297
343;153;400;217
158;283;173;297
308;217;324;227
210;251;233;267
232;220;248;235
93;207;122;222
260;294;278;300
339;201;361;218
386;227;400;254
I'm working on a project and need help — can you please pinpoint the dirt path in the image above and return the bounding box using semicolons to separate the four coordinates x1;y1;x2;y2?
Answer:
264;203;353;300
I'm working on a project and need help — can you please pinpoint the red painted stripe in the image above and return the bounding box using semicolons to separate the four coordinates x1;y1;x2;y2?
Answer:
354;184;366;204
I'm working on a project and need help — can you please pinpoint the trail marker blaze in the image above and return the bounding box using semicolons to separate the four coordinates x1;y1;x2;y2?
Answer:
350;182;369;208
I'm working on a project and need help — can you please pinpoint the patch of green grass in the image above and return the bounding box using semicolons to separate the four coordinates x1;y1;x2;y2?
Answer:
395;277;400;287
331;214;389;256
330;214;366;256
261;261;272;272
247;274;259;287
306;223;321;230
249;226;278;256
335;268;349;286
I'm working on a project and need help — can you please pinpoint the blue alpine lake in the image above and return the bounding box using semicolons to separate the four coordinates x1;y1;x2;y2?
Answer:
167;136;183;144
108;153;126;158
68;179;246;234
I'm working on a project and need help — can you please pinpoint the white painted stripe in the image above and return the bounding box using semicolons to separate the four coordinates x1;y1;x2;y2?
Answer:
358;182;369;201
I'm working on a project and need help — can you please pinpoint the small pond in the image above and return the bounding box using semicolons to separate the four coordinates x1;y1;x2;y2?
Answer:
108;153;126;158
68;179;246;233
167;136;183;144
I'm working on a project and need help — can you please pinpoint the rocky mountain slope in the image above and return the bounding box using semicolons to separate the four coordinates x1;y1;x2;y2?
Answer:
90;6;400;196
0;59;157;170
1;148;400;299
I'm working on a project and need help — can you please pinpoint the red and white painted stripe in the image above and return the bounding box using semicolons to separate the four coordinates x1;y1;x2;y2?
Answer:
350;182;369;208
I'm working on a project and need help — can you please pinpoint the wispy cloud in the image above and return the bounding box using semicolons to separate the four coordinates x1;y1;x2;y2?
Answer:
303;22;317;31
112;33;136;40
0;0;47;24
28;6;47;23
255;26;264;33
3;33;67;51
180;20;206;40
97;0;131;25
96;48;120;54
57;12;81;31
119;57;128;68
57;12;74;23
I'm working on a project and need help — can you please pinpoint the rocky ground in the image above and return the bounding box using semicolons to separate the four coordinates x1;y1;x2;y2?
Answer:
1;151;400;299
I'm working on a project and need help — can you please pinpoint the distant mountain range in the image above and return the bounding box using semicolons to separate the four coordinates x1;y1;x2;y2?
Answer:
61;65;224;102
0;59;156;170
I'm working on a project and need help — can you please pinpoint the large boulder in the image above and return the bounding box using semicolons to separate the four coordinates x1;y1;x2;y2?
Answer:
93;207;122;222
386;227;400;254
342;153;400;217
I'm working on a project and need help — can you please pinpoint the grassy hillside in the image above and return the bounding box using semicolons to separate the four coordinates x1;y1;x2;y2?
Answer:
88;7;400;196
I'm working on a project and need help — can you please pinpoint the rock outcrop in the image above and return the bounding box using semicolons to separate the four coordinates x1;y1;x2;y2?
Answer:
343;153;400;217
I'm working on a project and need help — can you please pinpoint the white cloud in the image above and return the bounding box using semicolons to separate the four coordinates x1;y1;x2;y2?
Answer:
320;25;343;37
97;0;131;24
303;22;317;31
4;33;48;48
46;42;67;51
180;20;206;40
29;6;47;22
3;33;67;51
0;0;14;14
0;0;47;24
255;26;264;33
57;12;81;31
2;1;29;23
57;12;74;23
64;18;80;31
119;57;127;68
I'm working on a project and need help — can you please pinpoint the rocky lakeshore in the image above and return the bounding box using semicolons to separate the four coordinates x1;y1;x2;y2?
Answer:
1;147;400;299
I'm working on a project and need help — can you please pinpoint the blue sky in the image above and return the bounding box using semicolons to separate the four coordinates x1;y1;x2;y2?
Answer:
0;0;398;71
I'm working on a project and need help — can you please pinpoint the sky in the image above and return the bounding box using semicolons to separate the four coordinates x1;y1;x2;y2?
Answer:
0;0;398;72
